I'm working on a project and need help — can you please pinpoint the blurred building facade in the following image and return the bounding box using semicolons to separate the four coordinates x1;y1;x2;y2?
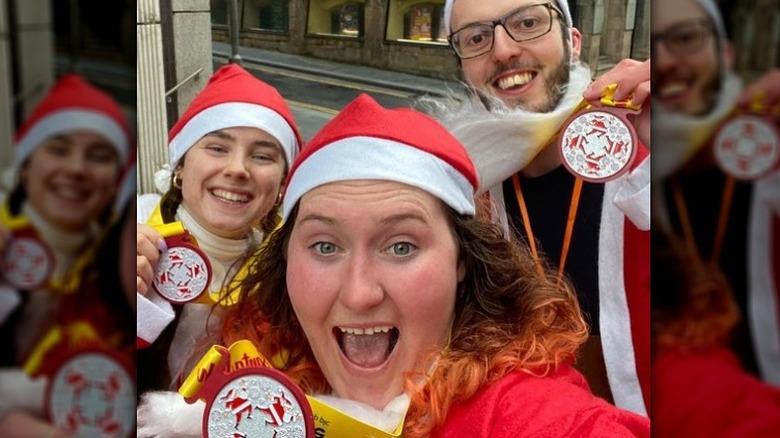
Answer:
0;0;135;184
208;0;651;80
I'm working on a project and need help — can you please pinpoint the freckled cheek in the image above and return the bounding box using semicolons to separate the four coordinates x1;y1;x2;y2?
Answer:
286;252;335;321
395;266;457;327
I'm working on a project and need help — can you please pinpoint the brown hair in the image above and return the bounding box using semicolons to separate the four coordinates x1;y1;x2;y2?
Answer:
651;230;739;351
219;198;588;436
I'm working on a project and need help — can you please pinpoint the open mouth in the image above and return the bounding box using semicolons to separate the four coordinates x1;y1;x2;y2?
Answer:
52;185;90;202
495;71;535;91
209;188;251;204
656;77;691;100
335;326;400;369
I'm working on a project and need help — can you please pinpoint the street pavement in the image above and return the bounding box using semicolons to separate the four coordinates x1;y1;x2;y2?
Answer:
212;41;466;142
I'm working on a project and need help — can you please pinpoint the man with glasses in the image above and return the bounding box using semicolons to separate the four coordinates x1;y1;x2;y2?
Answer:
652;1;780;432
428;0;651;417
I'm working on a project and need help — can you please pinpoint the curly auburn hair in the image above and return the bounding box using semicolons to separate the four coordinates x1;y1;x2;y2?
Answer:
218;201;588;437
651;229;739;351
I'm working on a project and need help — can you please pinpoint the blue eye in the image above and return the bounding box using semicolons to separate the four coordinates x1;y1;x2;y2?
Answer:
389;242;415;256
312;242;338;255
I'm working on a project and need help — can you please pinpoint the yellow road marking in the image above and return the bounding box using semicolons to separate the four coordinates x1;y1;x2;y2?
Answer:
285;99;339;115
240;62;413;98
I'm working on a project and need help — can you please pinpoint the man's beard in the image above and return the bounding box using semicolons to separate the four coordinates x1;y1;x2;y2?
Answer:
475;45;571;113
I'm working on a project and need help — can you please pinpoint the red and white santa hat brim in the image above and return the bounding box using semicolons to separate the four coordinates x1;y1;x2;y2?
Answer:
283;94;478;221
14;74;132;167
168;64;301;168
114;161;136;216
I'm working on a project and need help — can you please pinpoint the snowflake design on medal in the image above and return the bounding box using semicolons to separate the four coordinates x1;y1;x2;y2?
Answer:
2;237;53;289
207;375;308;438
153;245;210;302
714;115;780;180
560;110;635;181
48;353;135;438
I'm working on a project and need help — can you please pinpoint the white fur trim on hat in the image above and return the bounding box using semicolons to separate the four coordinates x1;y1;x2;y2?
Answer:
114;163;136;215
14;109;130;167
444;0;573;35
282;137;476;221
693;0;728;41
168;102;298;168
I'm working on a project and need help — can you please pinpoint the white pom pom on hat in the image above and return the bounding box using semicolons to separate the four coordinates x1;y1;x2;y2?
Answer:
167;64;301;169
13;74;133;169
282;94;479;222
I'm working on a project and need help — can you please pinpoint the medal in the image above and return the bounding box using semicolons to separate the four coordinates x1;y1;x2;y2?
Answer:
181;341;407;438
46;349;136;438
1;227;54;290
558;85;641;182
26;322;135;438
183;342;314;438
152;225;212;304
713;114;780;180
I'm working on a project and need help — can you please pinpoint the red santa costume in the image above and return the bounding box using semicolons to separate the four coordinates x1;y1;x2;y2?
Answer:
135;64;301;389
652;0;780;387
430;0;650;415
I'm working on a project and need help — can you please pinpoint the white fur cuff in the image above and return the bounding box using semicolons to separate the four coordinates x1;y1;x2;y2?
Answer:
137;391;204;438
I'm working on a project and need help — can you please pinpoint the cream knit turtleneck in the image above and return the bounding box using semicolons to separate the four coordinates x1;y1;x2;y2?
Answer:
166;204;261;386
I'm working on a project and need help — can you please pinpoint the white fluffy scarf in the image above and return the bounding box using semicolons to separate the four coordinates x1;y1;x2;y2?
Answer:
651;71;743;182
418;62;593;192
137;391;409;438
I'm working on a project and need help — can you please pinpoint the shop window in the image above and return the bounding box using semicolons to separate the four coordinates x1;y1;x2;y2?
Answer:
243;0;289;32
211;0;228;26
307;0;365;38
386;0;447;44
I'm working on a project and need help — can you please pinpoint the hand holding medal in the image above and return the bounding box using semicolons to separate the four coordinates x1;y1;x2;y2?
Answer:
713;93;780;180
150;222;213;304
0;206;55;291
558;83;643;183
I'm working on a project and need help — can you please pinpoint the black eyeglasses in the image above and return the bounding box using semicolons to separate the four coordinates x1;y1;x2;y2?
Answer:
652;18;714;57
448;3;562;60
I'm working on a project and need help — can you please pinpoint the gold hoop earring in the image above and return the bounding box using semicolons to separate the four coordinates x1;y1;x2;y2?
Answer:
173;174;183;190
276;192;283;206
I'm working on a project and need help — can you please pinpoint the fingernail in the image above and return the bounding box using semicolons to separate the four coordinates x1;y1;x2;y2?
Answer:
157;239;168;253
584;83;593;95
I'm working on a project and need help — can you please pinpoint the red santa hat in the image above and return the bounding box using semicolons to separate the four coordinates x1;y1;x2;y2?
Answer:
282;94;479;221
14;74;132;168
168;64;301;168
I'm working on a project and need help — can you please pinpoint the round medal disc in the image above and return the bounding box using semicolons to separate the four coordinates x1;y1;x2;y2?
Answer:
204;367;314;438
713;115;780;180
2;235;54;290
152;243;211;303
559;109;637;182
46;351;136;438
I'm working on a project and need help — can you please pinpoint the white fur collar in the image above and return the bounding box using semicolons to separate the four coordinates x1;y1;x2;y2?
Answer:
419;63;593;192
651;72;743;181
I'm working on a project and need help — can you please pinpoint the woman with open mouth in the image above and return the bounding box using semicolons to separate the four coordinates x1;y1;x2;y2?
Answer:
138;94;649;438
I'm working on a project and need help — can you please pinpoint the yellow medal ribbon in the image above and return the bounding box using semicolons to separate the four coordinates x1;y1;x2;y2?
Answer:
22;320;100;375
180;340;406;437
